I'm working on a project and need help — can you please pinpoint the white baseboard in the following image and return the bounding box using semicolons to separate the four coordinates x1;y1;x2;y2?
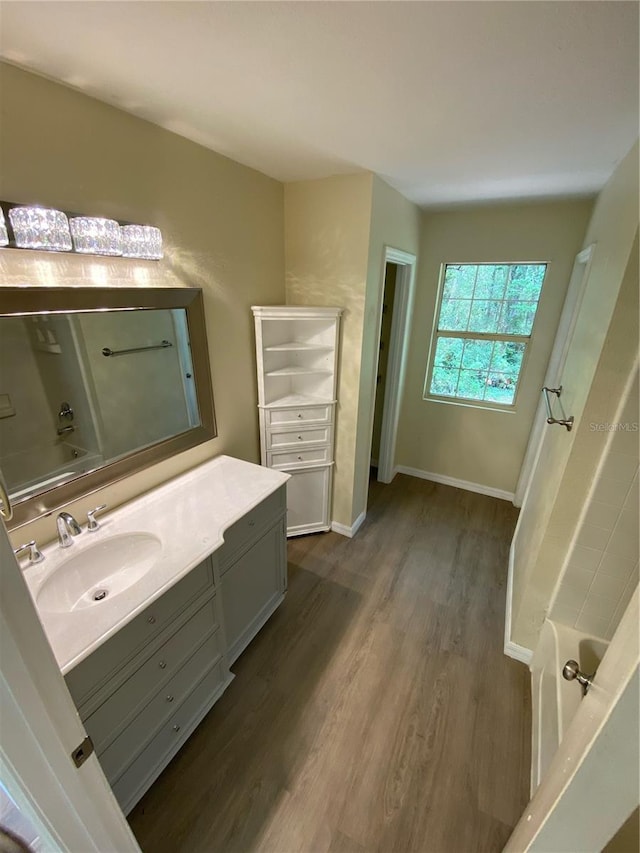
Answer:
394;465;515;502
504;641;533;665
503;539;533;665
331;510;366;539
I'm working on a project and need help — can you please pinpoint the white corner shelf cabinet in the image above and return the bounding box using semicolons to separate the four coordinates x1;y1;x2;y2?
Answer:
252;305;342;537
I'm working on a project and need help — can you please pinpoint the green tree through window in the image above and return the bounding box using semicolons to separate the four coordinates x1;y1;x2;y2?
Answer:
426;263;547;406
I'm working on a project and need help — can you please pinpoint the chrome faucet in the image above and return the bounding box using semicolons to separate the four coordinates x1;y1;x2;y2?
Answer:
56;511;82;548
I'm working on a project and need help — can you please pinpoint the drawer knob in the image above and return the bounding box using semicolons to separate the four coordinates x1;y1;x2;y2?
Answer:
297;455;303;460
297;413;303;418
248;520;255;527
159;660;167;670
297;435;302;440
173;724;181;733
166;694;174;703
147;615;156;625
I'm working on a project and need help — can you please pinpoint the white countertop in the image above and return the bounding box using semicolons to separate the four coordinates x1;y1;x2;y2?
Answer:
22;455;289;675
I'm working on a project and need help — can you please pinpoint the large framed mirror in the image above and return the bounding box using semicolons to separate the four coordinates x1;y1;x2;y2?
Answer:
0;287;216;528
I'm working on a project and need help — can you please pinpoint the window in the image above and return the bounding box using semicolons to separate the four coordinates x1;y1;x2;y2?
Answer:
425;262;547;407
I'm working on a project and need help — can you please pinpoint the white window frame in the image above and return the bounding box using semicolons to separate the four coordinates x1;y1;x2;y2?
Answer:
423;261;548;411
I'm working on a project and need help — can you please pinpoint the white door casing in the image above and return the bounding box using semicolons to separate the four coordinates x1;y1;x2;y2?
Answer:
376;247;417;485
514;244;595;507
0;520;140;852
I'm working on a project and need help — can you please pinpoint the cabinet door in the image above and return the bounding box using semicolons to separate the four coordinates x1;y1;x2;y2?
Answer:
221;519;286;665
286;465;332;536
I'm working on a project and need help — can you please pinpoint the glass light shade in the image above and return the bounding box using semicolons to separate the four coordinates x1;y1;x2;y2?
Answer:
121;224;163;260
70;217;122;256
0;208;8;247
8;206;73;252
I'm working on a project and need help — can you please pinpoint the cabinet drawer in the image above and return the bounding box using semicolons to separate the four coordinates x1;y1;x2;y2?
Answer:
96;630;222;783
268;446;331;467
84;598;218;753
220;486;285;569
66;559;214;706
112;661;226;813
267;406;331;426
267;426;331;450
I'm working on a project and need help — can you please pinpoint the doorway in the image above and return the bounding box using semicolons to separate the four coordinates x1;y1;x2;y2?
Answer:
371;263;398;472
367;247;417;487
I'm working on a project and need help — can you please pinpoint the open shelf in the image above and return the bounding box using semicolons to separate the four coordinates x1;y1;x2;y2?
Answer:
264;342;334;352
261;393;336;409
265;367;333;377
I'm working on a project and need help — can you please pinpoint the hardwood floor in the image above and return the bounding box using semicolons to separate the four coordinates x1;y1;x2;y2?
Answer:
129;475;531;853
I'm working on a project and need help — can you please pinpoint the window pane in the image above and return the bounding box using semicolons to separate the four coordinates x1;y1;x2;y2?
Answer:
443;265;477;299
461;339;494;370
431;365;459;397
505;264;546;301
456;370;485;400
490;341;525;374
434;336;464;368
468;299;501;333
498;301;537;335
474;265;508;300
484;374;517;405
438;298;471;331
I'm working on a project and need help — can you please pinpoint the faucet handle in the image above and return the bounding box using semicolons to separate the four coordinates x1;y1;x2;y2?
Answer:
87;504;108;532
13;540;44;565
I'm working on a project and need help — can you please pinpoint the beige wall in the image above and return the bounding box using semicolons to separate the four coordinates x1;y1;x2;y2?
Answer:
285;174;421;528
0;62;285;546
396;199;593;495
511;141;639;650
353;176;421;521
284;174;374;527
550;365;638;640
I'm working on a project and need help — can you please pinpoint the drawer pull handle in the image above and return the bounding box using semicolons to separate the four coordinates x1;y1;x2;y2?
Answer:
147;615;156;624
166;694;174;702
248;520;255;527
173;724;181;733
159;660;167;670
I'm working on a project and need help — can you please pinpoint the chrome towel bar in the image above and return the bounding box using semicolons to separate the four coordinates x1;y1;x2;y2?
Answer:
542;386;574;431
102;340;173;357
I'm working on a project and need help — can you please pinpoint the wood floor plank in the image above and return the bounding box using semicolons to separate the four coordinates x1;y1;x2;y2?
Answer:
129;474;530;853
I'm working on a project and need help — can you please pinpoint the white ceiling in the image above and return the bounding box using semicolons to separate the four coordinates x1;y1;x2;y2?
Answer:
1;1;638;207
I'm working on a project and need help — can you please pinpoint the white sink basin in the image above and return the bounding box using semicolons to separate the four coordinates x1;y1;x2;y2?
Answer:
37;533;162;613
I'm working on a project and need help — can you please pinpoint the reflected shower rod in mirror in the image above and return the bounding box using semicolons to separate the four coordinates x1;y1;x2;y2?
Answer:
102;340;173;358
0;200;163;260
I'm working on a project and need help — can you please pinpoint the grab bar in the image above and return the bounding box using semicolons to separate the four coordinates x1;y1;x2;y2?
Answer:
542;386;574;432
102;340;173;358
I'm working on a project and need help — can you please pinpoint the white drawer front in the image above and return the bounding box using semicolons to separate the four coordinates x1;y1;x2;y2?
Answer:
96;631;222;782
268;446;331;467
268;406;331;426
267;426;330;449
85;598;218;752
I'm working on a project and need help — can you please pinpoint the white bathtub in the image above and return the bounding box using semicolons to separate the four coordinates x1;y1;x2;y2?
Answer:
530;619;608;793
2;442;103;501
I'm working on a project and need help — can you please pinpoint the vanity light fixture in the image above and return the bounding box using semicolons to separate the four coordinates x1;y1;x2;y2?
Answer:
0;200;163;260
70;216;123;256
0;207;8;247
8;206;73;252
121;224;163;260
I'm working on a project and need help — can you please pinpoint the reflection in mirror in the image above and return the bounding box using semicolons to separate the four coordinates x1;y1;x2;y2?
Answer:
0;288;216;528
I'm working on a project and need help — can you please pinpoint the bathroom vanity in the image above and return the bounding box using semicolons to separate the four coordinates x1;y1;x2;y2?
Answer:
21;456;289;814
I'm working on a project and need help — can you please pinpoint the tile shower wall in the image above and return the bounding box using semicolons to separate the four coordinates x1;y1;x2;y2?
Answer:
551;370;639;640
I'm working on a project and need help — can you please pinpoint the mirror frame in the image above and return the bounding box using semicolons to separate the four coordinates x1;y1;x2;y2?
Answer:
0;286;216;529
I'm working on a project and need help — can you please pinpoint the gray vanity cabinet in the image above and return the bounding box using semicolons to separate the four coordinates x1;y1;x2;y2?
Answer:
218;485;287;665
63;483;288;815
65;557;228;815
